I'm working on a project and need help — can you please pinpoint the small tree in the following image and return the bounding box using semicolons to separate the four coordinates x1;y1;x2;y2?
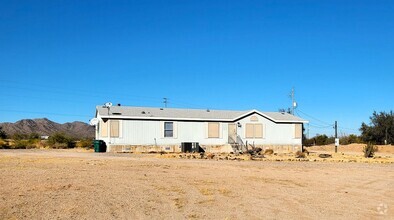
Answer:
48;133;75;148
0;127;6;139
340;134;361;145
360;111;394;144
28;133;40;140
314;134;328;145
12;133;28;140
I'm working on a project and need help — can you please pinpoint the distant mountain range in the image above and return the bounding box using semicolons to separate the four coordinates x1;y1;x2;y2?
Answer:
0;118;95;139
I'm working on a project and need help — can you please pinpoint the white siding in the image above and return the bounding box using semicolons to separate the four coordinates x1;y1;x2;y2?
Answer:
236;113;302;146
96;113;302;147
111;120;228;145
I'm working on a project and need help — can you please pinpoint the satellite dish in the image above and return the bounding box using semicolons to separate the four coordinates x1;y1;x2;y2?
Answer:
293;101;298;108
89;118;99;126
104;102;112;108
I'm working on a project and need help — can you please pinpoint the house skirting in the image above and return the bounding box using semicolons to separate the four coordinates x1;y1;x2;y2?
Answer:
106;144;302;153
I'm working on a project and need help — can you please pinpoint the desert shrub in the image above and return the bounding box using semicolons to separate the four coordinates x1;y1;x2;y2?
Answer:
363;142;378;158
12;138;40;149
13;140;29;149
12;133;28;140
48;133;75;148
28;133;40;140
50;143;70;149
340;134;362;145
295;151;305;158
37;140;50;148
206;153;215;159
303;138;314;147
264;149;274;155
76;139;93;148
0;139;9;149
6;132;41;148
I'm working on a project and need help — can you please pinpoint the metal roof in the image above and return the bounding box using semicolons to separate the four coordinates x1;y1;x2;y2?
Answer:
96;106;308;123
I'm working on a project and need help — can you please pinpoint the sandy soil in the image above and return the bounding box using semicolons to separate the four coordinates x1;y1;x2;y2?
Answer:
308;144;394;154
0;149;393;219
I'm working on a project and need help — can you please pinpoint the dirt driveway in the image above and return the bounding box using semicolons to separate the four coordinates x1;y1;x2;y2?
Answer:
0;149;393;219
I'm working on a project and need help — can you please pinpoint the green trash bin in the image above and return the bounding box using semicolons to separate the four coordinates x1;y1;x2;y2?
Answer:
93;140;106;152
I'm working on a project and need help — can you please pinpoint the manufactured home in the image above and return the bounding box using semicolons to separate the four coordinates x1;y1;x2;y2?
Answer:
94;105;308;153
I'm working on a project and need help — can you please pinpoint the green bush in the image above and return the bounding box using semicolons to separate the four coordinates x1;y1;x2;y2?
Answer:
340;134;362;145
0;127;6;139
48;133;75;148
13;138;40;149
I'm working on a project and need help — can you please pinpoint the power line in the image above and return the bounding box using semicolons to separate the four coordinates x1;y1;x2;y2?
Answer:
0;79;213;110
309;123;333;128
338;126;359;132
0;80;163;102
296;109;334;126
0;109;91;118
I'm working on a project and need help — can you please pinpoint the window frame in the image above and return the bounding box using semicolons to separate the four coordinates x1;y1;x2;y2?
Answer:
164;122;174;138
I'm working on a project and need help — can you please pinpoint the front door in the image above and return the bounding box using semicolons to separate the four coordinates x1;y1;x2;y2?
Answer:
228;123;237;144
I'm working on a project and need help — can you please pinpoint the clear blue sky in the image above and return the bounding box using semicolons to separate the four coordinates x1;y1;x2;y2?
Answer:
1;0;393;137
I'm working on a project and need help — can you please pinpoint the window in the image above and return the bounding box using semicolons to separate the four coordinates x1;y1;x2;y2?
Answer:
245;123;263;138
110;120;119;137
164;122;173;137
254;124;263;138
208;122;220;138
100;120;108;137
294;124;302;139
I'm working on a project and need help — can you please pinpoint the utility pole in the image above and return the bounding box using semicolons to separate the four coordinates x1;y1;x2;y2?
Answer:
307;123;310;139
334;121;338;153
289;87;297;115
385;127;388;145
163;97;168;108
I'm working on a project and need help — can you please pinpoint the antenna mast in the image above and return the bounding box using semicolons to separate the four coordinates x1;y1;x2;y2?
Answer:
290;87;297;115
163;98;168;108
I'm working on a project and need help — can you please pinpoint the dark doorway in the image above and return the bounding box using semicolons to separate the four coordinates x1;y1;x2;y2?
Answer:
181;142;203;153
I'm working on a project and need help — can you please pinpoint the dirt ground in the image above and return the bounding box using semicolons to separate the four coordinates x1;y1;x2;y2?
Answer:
308;143;394;154
0;149;393;219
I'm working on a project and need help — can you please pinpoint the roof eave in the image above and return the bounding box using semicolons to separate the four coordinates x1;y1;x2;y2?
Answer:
99;114;234;122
